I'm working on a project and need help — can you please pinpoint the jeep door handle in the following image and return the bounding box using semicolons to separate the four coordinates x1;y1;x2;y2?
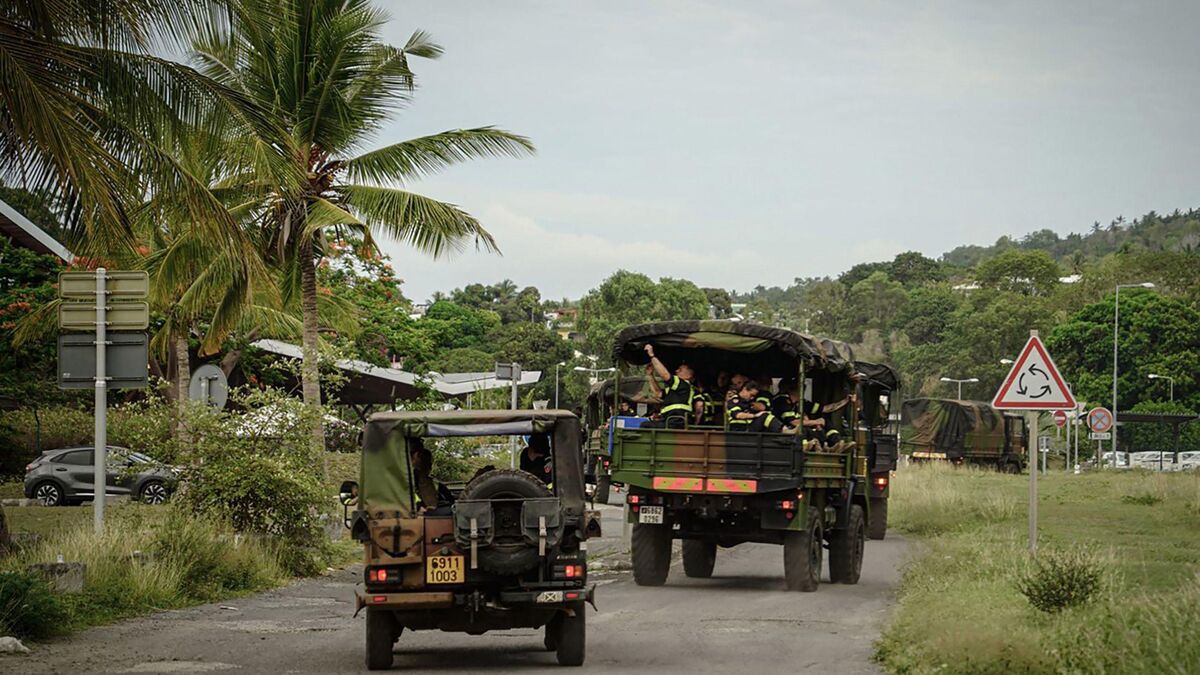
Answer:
55;467;67;472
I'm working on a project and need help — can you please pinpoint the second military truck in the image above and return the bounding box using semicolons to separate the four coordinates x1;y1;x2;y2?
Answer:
899;398;1028;472
608;320;882;591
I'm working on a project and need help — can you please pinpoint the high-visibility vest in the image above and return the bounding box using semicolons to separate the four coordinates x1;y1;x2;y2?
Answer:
660;376;694;418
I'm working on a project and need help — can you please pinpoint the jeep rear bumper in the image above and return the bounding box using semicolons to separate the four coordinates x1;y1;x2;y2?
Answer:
356;584;595;612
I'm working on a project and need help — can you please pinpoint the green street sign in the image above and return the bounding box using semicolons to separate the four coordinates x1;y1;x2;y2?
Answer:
59;271;149;300
58;302;150;330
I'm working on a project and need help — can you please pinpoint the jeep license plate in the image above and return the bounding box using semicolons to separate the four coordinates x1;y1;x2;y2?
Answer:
426;555;464;584
638;505;664;524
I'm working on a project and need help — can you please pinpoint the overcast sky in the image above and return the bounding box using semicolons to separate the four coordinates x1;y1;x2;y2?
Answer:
373;1;1200;302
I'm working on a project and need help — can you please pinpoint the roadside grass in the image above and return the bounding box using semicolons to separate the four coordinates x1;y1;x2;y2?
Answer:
1;495;359;640
877;463;1200;674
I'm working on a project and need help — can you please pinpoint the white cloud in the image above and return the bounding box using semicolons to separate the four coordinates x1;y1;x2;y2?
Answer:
378;201;758;301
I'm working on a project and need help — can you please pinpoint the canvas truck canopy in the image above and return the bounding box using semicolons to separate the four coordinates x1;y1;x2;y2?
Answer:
612;320;855;374
360;409;585;517
900;398;1003;453
854;361;901;391
584;377;661;427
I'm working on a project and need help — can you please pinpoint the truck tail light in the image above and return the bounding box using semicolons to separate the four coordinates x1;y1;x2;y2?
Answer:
628;495;640;504
874;476;888;490
554;563;585;580
367;567;389;582
778;500;796;511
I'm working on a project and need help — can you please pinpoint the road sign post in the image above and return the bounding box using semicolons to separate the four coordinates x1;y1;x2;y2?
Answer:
495;362;522;468
993;331;1076;554
57;269;149;536
93;269;106;536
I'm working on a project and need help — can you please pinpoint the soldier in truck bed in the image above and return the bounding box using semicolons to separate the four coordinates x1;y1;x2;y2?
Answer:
727;380;784;433
643;343;696;429
773;379;854;443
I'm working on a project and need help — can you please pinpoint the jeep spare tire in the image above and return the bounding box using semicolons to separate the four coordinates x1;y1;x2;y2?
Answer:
460;469;554;575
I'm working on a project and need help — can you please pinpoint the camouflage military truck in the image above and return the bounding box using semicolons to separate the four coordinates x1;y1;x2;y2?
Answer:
853;361;901;540
609;320;870;592
583;376;659;504
340;410;594;670
899;398;1028;473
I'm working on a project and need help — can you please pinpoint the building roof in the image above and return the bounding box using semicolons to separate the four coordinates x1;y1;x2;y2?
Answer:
0;197;72;262
250;339;541;403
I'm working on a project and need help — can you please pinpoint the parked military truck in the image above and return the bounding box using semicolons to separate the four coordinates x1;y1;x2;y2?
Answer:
853;361;901;540
341;410;594;670
583;376;659;504
899;398;1028;473
609;320;869;591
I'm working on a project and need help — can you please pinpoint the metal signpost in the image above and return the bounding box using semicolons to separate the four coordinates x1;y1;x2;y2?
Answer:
495;362;522;468
992;331;1077;553
57;269;149;535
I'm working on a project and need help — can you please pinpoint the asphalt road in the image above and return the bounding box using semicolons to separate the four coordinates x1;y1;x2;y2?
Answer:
17;499;909;674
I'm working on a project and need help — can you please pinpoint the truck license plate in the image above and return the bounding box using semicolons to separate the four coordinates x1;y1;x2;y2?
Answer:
426;555;464;584
638;506;664;524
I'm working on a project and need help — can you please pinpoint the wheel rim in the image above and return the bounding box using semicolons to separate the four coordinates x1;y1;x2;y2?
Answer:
35;483;60;505
142;483;167;504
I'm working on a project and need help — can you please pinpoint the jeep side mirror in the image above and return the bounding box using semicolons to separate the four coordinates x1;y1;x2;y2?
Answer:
338;480;359;506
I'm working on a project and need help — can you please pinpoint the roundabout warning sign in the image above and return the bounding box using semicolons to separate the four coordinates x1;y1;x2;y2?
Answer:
992;334;1077;410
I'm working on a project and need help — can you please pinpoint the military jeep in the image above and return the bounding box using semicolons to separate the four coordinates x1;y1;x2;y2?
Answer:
340;410;594;670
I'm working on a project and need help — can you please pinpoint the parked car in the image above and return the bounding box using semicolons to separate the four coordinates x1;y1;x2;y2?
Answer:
1129;451;1173;470
24;446;177;506
1178;451;1200;471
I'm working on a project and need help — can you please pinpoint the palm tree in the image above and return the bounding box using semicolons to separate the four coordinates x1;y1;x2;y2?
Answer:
193;0;534;454
0;0;271;265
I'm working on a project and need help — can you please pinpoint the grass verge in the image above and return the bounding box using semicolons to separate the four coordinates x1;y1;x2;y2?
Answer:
1;501;355;640
876;463;1200;674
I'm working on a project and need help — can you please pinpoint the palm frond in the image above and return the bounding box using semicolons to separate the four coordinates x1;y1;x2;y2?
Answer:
337;184;498;258
343;128;534;185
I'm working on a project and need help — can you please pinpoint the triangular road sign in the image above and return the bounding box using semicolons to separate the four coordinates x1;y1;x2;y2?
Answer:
993;334;1077;410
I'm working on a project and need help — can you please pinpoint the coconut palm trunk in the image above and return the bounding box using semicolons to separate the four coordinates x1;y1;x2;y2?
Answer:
299;252;327;473
173;329;194;451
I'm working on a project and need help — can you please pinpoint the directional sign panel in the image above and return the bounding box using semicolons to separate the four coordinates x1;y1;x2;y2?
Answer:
993;334;1077;410
58;332;149;389
59;302;150;330
59;271;149;300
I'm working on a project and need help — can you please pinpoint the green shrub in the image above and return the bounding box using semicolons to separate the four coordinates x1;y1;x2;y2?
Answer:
1018;547;1104;613
0;569;67;639
1120;492;1162;506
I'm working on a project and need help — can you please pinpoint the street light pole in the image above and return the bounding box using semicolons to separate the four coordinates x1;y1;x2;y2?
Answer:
1113;282;1155;467
554;362;571;408
1148;373;1174;402
940;376;979;400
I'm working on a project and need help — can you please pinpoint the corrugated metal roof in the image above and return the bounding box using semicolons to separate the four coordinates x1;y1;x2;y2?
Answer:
0;197;72;263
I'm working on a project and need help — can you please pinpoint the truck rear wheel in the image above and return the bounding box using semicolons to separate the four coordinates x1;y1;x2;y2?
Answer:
365;607;398;670
631;522;672;586
681;540;716;578
594;476;611;505
829;504;865;584
555;604;586;666
867;497;888;540
784;508;822;592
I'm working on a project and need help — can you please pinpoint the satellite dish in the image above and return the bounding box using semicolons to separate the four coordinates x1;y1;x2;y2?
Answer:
189;364;228;409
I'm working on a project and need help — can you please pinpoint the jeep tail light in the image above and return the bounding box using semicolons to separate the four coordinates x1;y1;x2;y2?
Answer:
372;596;386;603
566;592;580;600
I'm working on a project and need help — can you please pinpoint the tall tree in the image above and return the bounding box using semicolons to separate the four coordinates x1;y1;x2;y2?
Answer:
194;0;534;453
